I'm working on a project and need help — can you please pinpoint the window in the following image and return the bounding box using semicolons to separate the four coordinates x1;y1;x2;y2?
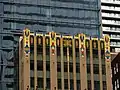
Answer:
75;47;79;63
64;79;68;89
30;77;34;87
37;78;43;88
94;81;100;90
30;60;34;70
88;80;91;90
93;64;99;74
76;63;80;73
64;62;68;72
63;47;67;56
69;63;73;72
57;62;61;72
46;46;50;55
86;50;90;64
102;65;106;75
37;61;43;71
58;79;61;89
69;47;73;62
46;8;51;18
46;61;50;71
103;81;106;90
46;78;50;88
70;79;73;89
77;80;80;90
46;45;50;61
5;67;14;78
87;64;90;73
63;47;67;61
30;60;43;71
57;47;60;56
37;46;43;61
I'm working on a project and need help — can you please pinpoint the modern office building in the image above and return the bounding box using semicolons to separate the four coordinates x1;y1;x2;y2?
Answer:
101;0;120;52
0;0;101;36
19;28;112;90
111;52;120;90
0;0;102;90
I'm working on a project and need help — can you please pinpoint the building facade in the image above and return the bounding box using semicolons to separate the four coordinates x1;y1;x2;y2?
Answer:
0;0;101;36
101;0;120;52
0;0;102;90
19;28;112;90
111;53;120;90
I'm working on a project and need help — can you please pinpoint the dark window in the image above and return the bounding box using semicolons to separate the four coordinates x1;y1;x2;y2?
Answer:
86;41;90;64
46;61;50;71
64;62;68;72
58;79;61;89
103;81;106;90
70;79;73;89
69;47;73;62
6;82;14;88
93;50;98;59
38;78;43;88
30;60;34;70
37;46;43;54
37;61;43;71
77;80;80;90
3;36;14;40
37;46;43;61
30;77;34;87
75;47;79;63
46;78;50;88
51;0;97;5
69;63;73;72
76;63;80;73
92;40;98;59
88;80;91;90
87;64;90;73
57;62;61;72
94;81;100;90
30;60;43;71
37;36;43;46
63;47;67;55
30;46;34;53
86;50;90;58
46;46;50;55
57;47;61;56
69;47;72;57
93;64;99;74
102;65;106;75
64;79;68;89
63;47;67;61
75;48;79;57
57;47;61;61
101;50;105;59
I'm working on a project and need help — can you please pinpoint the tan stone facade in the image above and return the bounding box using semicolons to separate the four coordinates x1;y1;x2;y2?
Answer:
19;28;112;90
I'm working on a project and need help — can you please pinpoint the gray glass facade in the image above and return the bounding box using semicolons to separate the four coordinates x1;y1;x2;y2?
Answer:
0;0;101;35
0;0;101;90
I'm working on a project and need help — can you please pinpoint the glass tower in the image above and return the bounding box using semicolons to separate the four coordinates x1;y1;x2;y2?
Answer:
0;0;101;35
0;0;101;90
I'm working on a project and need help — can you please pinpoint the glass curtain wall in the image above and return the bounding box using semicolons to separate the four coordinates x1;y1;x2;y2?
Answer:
1;0;101;36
